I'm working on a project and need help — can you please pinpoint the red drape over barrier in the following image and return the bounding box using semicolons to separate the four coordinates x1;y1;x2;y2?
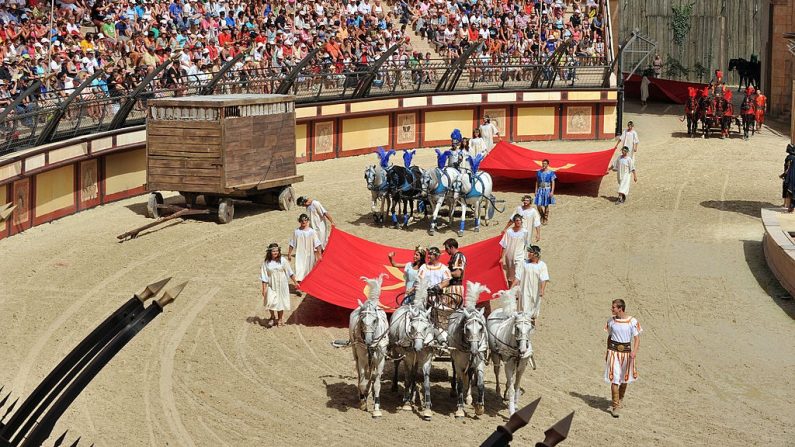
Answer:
480;141;615;183
299;229;508;312
623;73;708;104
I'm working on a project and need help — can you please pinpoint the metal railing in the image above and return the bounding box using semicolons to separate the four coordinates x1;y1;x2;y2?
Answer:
0;44;613;156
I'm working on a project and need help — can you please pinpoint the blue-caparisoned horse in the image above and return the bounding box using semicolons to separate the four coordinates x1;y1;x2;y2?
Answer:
452;154;496;236
365;147;396;224
421;149;461;235
385;150;425;229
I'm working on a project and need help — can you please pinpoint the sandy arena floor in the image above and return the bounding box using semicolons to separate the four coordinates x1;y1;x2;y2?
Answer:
1;102;794;446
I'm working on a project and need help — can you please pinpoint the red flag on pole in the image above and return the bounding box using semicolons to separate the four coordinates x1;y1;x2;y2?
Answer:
299;229;508;312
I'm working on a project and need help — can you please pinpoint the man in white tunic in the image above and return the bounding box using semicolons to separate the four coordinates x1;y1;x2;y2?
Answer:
608;147;637;204
604;298;642;417
261;243;298;327
297;196;335;249
479;115;499;152
287;214;323;283
511;245;549;321
502;195;541;241
417;247;452;308
499;214;531;283
613;121;640;160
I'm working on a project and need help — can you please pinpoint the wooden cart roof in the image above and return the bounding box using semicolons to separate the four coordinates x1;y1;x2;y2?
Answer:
150;94;295;107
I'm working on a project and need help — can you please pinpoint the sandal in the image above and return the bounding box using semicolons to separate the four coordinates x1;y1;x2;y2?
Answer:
277;320;285;327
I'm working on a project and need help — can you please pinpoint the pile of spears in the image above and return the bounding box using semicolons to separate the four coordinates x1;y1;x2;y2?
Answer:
0;278;185;447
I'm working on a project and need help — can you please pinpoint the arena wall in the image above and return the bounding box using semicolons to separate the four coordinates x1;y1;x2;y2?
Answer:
0;90;616;238
762;208;795;298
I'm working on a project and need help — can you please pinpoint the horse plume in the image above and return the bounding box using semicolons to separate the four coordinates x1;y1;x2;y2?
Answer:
361;274;387;305
494;286;520;314
402;149;416;168
435;148;451;169
467;153;485;173
464;281;491;310
375;146;396;168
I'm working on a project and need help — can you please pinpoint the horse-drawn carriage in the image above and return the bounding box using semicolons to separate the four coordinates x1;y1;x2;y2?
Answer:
348;276;537;420
364;146;504;236
685;87;759;140
144;94;303;223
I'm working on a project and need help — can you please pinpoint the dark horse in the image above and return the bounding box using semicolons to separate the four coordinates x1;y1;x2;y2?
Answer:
740;95;757;140
698;95;717;139
729;58;761;91
386;165;425;229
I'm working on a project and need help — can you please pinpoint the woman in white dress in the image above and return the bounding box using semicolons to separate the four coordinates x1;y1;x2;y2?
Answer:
261;243;298;327
387;246;427;305
469;128;487;157
609;147;637;204
499;214;531;283
287;214;323;283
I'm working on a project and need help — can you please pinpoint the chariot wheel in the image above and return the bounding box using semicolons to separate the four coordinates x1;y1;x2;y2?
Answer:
145;192;164;219
218;198;235;224
486;195;497;220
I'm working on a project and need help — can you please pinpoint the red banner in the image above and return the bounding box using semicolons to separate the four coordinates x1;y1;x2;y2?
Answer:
623;73;708;105
299;229;507;312
480;141;615;183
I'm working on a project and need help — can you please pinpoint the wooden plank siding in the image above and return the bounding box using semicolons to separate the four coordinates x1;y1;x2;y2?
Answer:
618;0;762;85
222;113;296;190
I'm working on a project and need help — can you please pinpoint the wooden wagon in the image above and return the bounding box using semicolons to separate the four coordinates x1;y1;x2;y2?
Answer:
145;94;303;223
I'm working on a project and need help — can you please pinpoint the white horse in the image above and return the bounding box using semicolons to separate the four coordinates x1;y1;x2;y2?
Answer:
388;282;436;419
421;166;460;235
487;287;537;415
364;164;391;224
452;168;494;237
349;275;390;417
448;281;491;418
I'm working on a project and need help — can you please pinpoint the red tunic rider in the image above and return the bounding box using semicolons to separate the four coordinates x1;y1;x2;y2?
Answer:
721;90;733;139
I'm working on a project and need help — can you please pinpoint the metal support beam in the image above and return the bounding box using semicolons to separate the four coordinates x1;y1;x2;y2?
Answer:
352;43;401;99
108;59;173;130
275;48;321;95
448;41;485;91
201;53;245;95
35;70;104;147
530;39;572;89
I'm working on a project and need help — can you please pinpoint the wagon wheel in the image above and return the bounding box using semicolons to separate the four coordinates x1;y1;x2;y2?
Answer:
218;198;235;224
145;192;164;219
278;186;296;211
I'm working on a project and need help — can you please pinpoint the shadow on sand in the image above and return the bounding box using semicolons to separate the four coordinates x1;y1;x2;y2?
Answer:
286;295;350;328
493;178;602;198
700;200;779;219
741;240;795;319
569;391;612;414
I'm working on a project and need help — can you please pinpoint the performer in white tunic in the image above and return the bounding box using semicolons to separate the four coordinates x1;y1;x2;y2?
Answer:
468;128;487;157
609;147;637;204
604;298;642;417
479;115;499;152
297;196;335;249
260;243;298;326
499;214;531;282
287;213;323;282
502;195;541;241
511;245;549;319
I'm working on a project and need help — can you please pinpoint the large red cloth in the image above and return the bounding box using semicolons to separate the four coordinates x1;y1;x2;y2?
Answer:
480;141;615;183
623;73;708;104
299;229;507;312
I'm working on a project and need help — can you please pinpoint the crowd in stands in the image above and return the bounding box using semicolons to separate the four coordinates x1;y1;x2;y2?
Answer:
0;0;609;131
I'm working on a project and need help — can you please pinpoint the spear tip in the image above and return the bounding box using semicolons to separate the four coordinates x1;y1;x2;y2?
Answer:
68;436;82;447
137;277;172;302
504;397;541;434
53;430;68;447
157;281;188;308
536;411;574;447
